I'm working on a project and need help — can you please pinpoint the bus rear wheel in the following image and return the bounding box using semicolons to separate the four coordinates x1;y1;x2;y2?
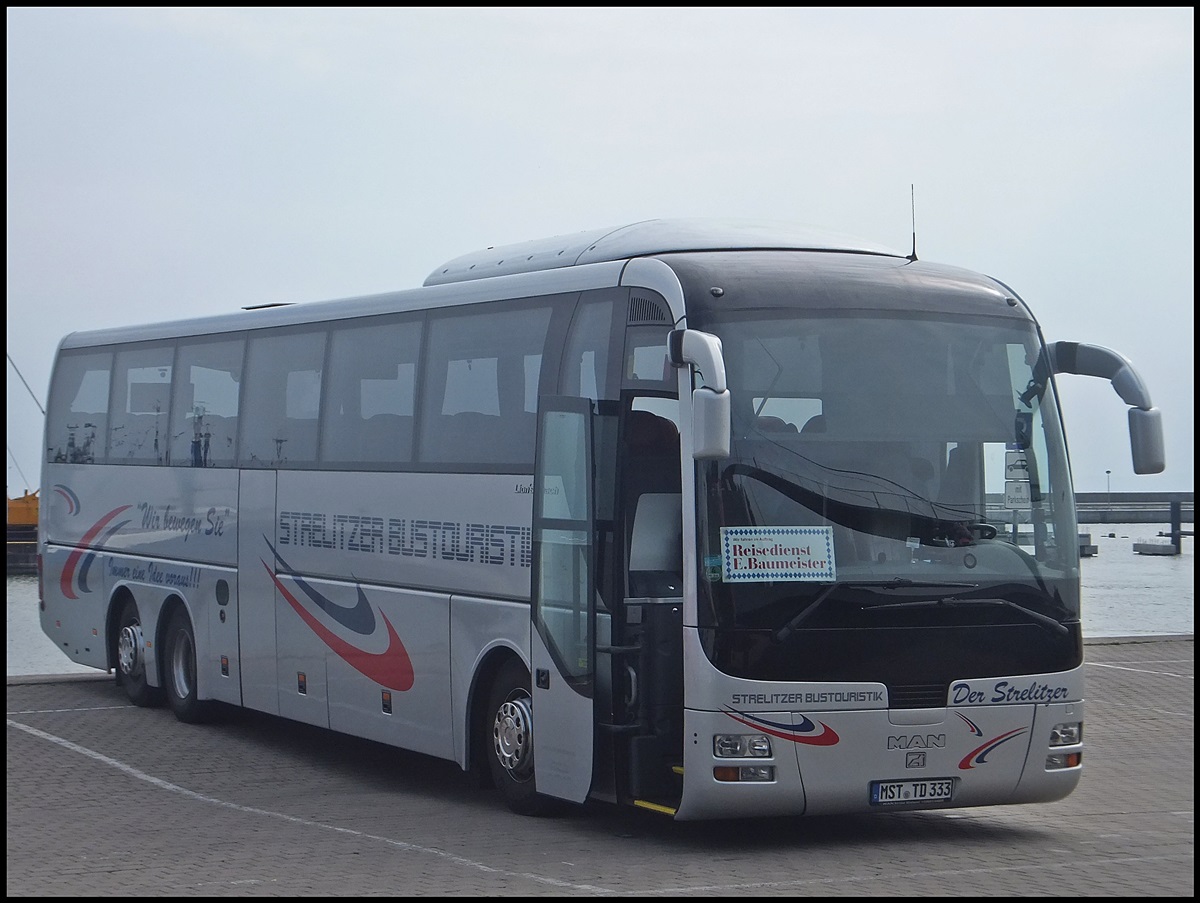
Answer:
486;659;561;817
115;597;163;707
163;607;214;724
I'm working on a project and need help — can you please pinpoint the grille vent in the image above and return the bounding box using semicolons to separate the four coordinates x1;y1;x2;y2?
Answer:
628;295;670;325
887;683;948;709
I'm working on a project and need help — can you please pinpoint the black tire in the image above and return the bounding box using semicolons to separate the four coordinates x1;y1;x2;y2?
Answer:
115;597;164;707
485;659;562;817
162;607;215;724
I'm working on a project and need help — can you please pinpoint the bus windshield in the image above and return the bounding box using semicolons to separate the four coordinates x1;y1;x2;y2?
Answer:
691;310;1081;689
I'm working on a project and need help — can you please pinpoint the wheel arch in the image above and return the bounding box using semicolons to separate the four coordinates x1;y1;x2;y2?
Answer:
466;644;529;787
105;585;137;673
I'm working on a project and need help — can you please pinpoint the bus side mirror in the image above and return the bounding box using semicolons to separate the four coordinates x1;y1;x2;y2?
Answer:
1128;407;1165;475
1048;341;1165;475
692;387;731;459
668;328;731;459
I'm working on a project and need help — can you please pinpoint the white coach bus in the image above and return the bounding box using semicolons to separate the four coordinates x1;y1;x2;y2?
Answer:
38;219;1165;820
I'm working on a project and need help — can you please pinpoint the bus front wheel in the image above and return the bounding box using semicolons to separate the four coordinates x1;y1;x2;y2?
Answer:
485;659;561;817
163;607;214;724
115;597;164;707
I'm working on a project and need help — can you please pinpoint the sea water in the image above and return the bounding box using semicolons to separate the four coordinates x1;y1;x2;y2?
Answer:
7;525;1192;677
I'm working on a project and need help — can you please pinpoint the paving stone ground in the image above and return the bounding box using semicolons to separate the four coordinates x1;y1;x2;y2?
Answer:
6;635;1192;897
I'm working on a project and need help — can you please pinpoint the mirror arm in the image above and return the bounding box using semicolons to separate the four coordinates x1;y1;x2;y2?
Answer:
668;328;727;392
1048;341;1165;474
1048;341;1154;410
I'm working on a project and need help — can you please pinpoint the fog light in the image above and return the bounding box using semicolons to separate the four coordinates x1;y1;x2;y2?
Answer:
713;765;776;782
1046;751;1082;769
1049;722;1082;746
739;765;774;782
713;734;772;758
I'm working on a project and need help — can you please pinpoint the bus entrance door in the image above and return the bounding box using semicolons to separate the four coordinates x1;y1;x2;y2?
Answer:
530;397;598;803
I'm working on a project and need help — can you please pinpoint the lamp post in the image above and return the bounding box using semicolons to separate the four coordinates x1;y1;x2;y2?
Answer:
1105;470;1112;522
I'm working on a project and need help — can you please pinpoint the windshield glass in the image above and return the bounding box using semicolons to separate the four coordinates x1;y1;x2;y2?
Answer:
690;310;1081;687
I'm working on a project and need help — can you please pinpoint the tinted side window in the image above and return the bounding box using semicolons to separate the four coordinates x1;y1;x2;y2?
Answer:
241;329;326;468
321;316;421;468
418;301;553;467
109;344;174;465
560;291;619;402
46;349;112;464
169;336;245;467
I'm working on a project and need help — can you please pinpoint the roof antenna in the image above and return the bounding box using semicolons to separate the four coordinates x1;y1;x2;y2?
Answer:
907;184;918;262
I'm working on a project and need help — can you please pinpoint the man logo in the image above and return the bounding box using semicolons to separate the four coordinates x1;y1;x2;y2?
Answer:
906;752;927;768
888;734;946;750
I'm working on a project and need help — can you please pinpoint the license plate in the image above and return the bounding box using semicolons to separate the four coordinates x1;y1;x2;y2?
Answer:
870;778;954;805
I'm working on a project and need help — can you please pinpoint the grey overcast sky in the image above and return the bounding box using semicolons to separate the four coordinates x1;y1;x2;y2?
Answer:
6;7;1194;496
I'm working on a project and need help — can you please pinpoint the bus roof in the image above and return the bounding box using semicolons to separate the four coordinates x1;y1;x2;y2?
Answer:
423;218;908;286
57;220;909;350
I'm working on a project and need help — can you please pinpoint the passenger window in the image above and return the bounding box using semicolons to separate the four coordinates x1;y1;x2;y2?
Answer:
109;344;174;465
45;350;112;464
418;301;552;467
322;316;421;467
241;329;326;467
169;337;244;467
560;293;618;401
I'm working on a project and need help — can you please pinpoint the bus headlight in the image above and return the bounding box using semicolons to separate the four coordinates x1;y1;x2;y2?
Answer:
1048;722;1082;746
713;734;772;758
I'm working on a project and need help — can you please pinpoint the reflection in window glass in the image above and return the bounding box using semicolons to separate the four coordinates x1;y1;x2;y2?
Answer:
241;330;326;467
628;342;670;383
109;345;174;465
45;350;111;464
322;317;421;466
443;357;499;415
418;302;552;466
169;337;244;467
560;295;616;400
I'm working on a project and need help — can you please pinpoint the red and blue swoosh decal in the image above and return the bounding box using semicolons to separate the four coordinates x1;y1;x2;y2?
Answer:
958;727;1028;769
722;707;841;746
53;483;81;516
60;505;132;600
955;711;984;737
262;538;415;691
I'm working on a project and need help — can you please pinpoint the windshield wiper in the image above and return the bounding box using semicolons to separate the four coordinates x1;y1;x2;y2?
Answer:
875;578;979;590
860;596;1069;636
773;578;979;643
